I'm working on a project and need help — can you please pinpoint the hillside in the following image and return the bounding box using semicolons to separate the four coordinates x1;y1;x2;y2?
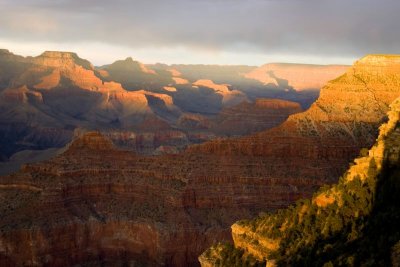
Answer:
199;96;400;266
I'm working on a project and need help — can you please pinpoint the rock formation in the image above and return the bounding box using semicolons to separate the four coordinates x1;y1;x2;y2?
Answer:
0;54;398;266
211;99;302;136
189;55;400;184
152;63;348;109
0;132;240;266
167;68;190;85
192;79;248;107
97;57;170;91
200;95;400;267
3;49;325;164
0;51;160;162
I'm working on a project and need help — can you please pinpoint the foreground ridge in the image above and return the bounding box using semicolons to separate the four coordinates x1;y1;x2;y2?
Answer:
200;96;400;266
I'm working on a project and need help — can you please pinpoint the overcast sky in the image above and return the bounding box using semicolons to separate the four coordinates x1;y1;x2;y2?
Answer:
0;0;399;66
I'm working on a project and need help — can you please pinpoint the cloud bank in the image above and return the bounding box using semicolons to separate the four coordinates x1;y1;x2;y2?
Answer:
0;0;399;65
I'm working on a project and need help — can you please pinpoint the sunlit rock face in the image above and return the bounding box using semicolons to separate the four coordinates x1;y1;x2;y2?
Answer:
33;51;94;69
244;63;349;91
190;54;400;183
0;55;399;266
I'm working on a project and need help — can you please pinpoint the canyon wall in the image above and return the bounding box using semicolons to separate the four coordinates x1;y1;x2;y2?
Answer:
0;55;399;266
0;49;317;164
200;95;400;267
189;55;400;183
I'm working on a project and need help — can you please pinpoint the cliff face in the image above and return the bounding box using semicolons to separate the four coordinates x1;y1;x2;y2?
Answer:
200;96;400;267
0;132;244;266
33;51;94;70
190;55;400;183
211;99;303;136
0;130;319;266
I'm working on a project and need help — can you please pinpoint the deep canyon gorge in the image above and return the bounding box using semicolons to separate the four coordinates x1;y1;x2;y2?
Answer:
0;51;400;266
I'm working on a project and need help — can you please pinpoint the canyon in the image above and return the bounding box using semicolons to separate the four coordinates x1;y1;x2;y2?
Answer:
0;49;346;174
0;54;399;266
200;87;400;267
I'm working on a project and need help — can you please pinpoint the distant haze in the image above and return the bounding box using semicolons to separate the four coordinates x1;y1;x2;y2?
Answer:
0;0;399;66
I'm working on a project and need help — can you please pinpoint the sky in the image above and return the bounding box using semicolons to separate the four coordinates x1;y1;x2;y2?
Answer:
0;0;399;66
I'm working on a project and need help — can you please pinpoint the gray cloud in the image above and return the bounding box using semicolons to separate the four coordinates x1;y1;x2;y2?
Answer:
0;0;399;61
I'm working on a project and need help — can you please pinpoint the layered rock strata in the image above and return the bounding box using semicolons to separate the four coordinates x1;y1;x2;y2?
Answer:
190;55;400;184
200;95;400;267
0;131;320;266
0;54;397;266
